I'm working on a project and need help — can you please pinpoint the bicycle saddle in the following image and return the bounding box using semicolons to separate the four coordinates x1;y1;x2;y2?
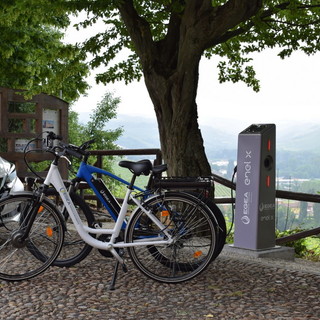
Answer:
118;159;152;176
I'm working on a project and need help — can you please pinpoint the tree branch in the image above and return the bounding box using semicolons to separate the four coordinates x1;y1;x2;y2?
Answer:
205;0;320;47
192;0;262;51
265;18;320;28
117;0;155;69
156;12;181;74
258;2;320;21
211;22;255;46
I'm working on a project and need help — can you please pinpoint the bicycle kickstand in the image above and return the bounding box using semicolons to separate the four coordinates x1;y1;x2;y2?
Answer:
108;260;120;291
108;251;128;291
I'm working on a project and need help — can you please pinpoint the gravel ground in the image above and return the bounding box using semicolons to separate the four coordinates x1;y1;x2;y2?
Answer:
0;247;319;320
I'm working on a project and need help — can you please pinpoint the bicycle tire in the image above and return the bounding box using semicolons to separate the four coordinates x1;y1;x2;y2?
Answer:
147;192;223;269
125;192;218;283
0;193;64;281
45;189;95;267
187;192;227;259
150;193;227;262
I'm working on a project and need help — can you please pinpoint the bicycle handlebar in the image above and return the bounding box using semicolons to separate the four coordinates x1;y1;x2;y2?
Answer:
45;131;95;161
60;143;84;159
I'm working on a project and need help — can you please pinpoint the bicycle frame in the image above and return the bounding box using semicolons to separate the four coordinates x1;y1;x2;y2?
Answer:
43;162;173;264
75;161;145;224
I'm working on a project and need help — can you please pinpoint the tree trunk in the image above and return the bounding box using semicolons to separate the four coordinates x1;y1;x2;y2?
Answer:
118;0;263;178
144;55;211;177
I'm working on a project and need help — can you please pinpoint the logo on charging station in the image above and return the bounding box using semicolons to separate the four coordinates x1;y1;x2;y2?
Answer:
259;202;275;212
240;150;252;225
241;215;250;225
244;150;252;186
241;191;252;225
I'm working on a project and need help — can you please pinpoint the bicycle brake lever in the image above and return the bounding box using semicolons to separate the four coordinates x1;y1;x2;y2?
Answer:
60;155;71;165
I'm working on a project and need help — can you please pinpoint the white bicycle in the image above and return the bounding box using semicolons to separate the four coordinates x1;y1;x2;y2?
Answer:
0;133;221;288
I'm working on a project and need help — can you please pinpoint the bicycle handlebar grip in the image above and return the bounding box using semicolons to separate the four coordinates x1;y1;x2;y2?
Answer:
66;147;83;159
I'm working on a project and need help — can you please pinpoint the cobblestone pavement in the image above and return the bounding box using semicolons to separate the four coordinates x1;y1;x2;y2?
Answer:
0;248;319;320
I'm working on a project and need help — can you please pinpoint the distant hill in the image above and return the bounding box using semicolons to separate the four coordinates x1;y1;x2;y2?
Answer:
276;122;320;152
80;113;319;153
107;114;161;149
78;113;320;178
83;113;239;159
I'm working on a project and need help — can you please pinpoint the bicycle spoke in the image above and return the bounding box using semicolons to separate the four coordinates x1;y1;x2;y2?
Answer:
0;247;18;271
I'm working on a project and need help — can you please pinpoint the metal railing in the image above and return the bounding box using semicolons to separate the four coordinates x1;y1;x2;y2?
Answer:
212;173;320;244
89;148;163;167
75;148;320;244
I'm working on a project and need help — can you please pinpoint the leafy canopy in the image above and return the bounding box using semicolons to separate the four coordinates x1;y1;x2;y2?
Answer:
0;0;89;101
68;0;320;92
1;1;320;98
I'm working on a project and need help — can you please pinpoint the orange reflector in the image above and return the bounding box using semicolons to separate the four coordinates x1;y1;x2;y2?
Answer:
46;227;53;237
38;206;44;213
193;251;203;258
267;139;271;152
161;210;169;217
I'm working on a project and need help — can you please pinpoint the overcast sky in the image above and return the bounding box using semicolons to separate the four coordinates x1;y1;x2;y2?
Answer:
65;17;320;131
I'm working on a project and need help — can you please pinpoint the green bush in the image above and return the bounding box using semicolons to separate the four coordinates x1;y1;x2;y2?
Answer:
276;229;320;261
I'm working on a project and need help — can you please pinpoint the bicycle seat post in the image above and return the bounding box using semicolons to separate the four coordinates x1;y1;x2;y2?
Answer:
128;174;137;191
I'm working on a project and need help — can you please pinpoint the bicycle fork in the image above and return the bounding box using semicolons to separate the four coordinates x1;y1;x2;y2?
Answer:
10;192;44;248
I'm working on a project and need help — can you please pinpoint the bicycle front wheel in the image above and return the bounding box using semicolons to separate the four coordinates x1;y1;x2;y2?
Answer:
125;192;218;283
0;193;64;281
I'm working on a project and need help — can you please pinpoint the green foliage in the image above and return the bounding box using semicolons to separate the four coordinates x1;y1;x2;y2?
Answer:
276;229;308;256
224;215;235;244
68;91;123;173
68;0;320;91
206;1;320;91
2;0;311;93
1;1;320;114
276;229;320;260
0;1;319;103
69;91;123;150
0;0;89;101
26;90;123;195
224;226;320;260
2;1;320;178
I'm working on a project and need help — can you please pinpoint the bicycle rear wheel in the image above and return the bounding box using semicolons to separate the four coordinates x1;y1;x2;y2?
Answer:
0;193;64;281
125;192;218;283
